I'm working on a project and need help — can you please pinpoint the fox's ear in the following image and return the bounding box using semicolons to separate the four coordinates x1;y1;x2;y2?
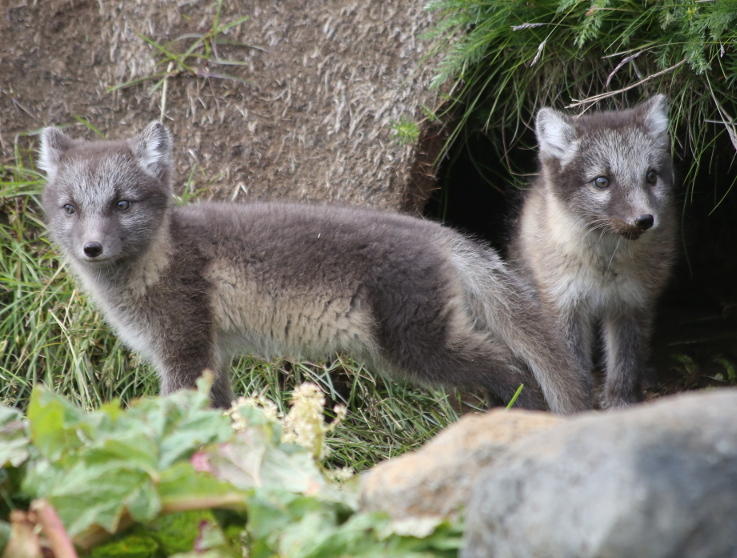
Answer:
38;127;74;181
131;121;172;181
638;94;669;142
536;108;577;161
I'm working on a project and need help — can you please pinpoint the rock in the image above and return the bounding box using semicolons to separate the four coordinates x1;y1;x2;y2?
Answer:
359;409;563;520
462;389;737;558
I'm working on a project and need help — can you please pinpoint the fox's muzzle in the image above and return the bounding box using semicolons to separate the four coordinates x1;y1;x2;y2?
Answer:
83;241;103;258
611;213;655;240
634;214;654;232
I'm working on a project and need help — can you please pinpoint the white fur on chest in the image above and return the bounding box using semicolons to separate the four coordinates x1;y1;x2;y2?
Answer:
67;258;164;363
548;268;646;316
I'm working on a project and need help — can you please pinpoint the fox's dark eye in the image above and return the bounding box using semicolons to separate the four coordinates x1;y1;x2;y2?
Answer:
116;200;131;211
592;176;610;189
646;170;658;184
63;204;76;215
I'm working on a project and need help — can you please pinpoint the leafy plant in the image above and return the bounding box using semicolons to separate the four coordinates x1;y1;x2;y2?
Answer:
0;379;463;557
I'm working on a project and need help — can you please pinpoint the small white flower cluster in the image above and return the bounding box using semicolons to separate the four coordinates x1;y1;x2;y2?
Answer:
325;466;355;484
226;383;348;464
226;393;280;432
281;383;347;461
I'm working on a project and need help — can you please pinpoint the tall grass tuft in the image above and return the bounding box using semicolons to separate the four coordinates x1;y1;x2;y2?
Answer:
0;142;465;471
426;0;737;203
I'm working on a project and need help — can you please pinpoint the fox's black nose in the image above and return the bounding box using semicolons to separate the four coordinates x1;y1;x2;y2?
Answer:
83;242;103;258
634;214;654;231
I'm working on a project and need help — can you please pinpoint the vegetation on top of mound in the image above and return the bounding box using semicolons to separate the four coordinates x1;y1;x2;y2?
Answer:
426;0;737;202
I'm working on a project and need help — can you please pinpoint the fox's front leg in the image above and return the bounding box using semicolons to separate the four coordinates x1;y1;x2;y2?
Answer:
157;338;235;409
602;308;652;408
558;304;596;394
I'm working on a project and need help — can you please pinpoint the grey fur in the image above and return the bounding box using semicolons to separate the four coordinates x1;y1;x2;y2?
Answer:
40;122;591;413
511;95;677;408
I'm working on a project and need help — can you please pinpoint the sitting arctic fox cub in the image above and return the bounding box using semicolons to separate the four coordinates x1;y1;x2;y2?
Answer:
511;95;677;408
39;122;591;412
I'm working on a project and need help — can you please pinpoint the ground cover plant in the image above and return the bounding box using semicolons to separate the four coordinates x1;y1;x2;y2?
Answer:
0;377;463;557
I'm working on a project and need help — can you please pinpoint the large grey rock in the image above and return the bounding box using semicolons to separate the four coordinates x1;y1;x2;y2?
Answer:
359;409;563;520
462;389;737;558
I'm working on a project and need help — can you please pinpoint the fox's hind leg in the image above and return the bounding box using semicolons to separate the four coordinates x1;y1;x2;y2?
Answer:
377;319;547;411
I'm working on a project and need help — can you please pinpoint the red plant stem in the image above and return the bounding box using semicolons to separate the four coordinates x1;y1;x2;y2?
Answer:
30;500;79;558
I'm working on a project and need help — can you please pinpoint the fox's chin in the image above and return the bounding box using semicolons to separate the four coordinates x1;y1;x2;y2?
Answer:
616;229;645;241
76;256;117;267
609;220;651;241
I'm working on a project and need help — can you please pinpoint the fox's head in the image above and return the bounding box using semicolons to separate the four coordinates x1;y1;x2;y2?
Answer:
39;122;173;268
535;95;674;241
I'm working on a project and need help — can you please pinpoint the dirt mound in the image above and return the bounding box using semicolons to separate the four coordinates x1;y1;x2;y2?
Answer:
1;0;442;210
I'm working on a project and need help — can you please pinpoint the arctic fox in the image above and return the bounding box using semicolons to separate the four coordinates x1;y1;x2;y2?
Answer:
39;122;591;413
511;95;677;408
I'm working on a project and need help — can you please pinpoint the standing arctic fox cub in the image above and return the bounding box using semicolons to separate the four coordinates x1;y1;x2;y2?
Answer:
39;122;592;413
511;95;677;408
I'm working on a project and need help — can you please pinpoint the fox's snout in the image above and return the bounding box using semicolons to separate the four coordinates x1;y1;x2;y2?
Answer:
83;241;104;258
611;213;656;241
634;214;654;231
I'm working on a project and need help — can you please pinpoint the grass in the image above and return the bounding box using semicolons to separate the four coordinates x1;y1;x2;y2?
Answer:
0;142;468;473
424;0;737;206
108;0;259;97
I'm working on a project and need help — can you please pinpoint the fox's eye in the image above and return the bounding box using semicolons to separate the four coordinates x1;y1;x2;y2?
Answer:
592;176;610;189
63;204;76;215
646;170;658;184
116;200;131;211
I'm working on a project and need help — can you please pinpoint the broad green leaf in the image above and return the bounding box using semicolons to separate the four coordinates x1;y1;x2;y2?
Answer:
27;386;90;460
125;385;231;469
0;406;24;426
0;417;30;468
45;460;160;536
85;434;159;473
205;423;335;498
158;462;247;513
246;489;321;541
158;410;232;469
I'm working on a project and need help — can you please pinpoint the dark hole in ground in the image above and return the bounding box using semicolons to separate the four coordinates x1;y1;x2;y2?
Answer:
424;125;737;402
